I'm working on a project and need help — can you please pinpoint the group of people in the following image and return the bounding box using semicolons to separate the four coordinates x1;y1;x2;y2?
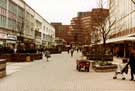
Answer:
113;49;135;81
67;47;81;57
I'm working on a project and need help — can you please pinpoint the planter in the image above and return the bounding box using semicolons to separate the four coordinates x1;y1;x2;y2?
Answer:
93;64;117;72
0;59;6;78
31;53;43;60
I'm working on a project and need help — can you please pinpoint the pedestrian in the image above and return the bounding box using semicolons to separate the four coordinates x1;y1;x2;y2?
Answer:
127;51;135;81
113;59;128;80
67;47;70;54
70;48;74;57
44;50;51;62
76;47;79;52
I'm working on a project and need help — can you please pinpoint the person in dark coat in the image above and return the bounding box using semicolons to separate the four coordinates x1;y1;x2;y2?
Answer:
128;52;135;81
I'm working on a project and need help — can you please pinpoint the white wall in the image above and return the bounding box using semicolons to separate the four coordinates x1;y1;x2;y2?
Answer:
110;0;135;35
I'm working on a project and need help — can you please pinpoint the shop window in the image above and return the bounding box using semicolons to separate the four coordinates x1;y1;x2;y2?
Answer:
0;15;6;27
0;0;7;9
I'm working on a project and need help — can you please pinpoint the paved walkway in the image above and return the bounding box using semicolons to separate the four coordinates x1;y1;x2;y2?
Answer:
0;51;135;91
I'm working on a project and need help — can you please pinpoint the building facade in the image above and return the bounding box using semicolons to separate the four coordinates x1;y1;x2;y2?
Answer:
70;17;83;45
0;0;55;49
70;8;109;45
78;11;92;45
109;0;135;38
51;22;73;45
108;0;135;57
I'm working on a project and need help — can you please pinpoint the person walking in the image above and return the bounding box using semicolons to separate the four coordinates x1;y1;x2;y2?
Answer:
70;48;74;57
128;51;135;81
44;50;51;62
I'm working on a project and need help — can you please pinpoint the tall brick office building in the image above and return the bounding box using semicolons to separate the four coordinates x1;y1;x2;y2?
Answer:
70;8;109;45
51;23;74;44
51;8;109;46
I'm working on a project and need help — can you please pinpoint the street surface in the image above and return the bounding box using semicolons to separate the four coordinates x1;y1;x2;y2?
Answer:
0;51;135;91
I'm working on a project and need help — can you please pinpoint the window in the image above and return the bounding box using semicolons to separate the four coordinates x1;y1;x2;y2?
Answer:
18;7;24;17
8;18;16;29
0;0;7;9
0;15;6;27
8;1;17;14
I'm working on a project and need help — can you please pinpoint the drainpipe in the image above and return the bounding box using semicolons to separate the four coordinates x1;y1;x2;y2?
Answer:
124;42;126;58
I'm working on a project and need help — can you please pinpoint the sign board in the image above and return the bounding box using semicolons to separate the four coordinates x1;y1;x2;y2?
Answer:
7;35;17;40
0;33;7;39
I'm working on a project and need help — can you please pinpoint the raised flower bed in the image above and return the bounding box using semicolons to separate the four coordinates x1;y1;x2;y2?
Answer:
93;61;117;72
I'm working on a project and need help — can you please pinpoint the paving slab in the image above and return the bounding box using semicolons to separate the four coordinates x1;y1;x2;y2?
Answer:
0;51;134;91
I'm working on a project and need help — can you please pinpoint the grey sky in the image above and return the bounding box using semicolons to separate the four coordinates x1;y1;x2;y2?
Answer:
25;0;102;24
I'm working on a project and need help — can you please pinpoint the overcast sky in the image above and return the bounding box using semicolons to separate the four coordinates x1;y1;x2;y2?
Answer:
25;0;106;24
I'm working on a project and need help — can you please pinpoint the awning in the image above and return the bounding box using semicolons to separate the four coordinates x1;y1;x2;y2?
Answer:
98;36;135;44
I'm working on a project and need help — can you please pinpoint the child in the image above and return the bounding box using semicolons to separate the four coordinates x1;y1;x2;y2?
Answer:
113;59;128;80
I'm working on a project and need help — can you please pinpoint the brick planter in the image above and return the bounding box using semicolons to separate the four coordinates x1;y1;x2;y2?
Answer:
93;64;117;72
0;59;6;78
0;54;11;62
31;53;43;60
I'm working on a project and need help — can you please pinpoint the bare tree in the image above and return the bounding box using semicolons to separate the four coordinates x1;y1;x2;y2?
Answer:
89;0;117;61
131;0;135;4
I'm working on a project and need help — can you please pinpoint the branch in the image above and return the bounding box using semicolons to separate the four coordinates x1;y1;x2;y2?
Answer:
131;0;135;4
105;18;116;36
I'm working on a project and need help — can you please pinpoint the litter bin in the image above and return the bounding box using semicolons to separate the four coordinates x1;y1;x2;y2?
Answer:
26;54;31;62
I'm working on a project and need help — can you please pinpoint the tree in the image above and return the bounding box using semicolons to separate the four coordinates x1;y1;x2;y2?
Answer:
91;0;121;61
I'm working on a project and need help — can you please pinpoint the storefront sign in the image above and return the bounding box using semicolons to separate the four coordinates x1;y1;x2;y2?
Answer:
7;35;17;40
0;33;7;39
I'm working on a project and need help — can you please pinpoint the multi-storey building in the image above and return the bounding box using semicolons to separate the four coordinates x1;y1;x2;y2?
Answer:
108;0;135;57
62;25;74;44
70;8;109;45
0;0;55;49
78;12;92;45
70;17;83;45
51;22;73;44
51;23;63;38
109;0;135;38
43;20;55;48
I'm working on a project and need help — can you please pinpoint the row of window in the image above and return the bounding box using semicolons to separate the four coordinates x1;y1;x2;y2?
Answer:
44;35;53;41
8;1;17;14
0;0;7;9
8;18;16;30
18;7;24;17
0;15;6;27
0;7;6;16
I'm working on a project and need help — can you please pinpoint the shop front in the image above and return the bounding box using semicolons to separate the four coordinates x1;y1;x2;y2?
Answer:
104;36;135;58
35;39;42;49
0;33;7;47
0;33;17;48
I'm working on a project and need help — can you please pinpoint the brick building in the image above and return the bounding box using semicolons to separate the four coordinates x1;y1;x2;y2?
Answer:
78;12;92;45
70;8;109;45
51;23;73;44
70;17;83;45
